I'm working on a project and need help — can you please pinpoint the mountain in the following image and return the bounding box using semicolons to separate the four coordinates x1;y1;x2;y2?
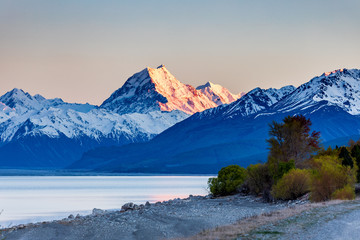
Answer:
100;65;240;115
0;88;189;168
272;68;360;115
71;68;360;173
0;65;238;168
196;85;295;120
196;82;244;106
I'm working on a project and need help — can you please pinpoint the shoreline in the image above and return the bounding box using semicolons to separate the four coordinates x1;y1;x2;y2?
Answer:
1;194;310;240
0;169;216;176
181;198;348;240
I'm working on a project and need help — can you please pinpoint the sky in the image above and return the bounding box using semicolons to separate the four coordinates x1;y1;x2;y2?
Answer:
1;0;359;105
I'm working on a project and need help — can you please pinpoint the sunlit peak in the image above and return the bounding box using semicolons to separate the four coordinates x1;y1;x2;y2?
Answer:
324;68;344;76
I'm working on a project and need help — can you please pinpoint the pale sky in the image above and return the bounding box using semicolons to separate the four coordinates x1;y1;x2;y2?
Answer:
1;0;359;105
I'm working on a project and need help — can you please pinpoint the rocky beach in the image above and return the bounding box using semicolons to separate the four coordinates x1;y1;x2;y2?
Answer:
1;194;302;240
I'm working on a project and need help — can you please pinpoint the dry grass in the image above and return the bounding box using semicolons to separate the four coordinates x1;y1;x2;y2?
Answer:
173;200;344;240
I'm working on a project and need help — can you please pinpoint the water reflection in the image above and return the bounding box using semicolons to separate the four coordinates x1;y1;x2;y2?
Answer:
0;176;210;227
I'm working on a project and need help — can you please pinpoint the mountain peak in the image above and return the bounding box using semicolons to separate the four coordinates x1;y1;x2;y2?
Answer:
0;88;36;110
323;68;344;77
273;68;360;115
157;64;165;69
196;81;215;89
101;65;240;115
196;85;296;120
196;81;242;105
7;88;29;97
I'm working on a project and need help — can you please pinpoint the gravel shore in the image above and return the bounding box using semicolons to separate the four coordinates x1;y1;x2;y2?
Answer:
1;194;295;240
246;198;360;240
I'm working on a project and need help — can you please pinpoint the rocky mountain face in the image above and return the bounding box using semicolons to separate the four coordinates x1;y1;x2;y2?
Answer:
100;65;241;115
196;85;295;120
272;69;360;115
196;81;244;106
71;68;360;173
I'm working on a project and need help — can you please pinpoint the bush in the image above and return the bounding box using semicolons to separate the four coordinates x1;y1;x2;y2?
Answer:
208;165;246;196
268;158;295;183
310;155;356;202
271;169;311;200
331;185;355;200
246;163;272;196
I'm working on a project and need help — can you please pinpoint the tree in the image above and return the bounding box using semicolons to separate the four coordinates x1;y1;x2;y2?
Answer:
351;144;360;182
267;115;320;168
208;165;247;196
339;147;353;168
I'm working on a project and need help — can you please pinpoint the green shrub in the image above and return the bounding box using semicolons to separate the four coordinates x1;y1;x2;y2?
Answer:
310;155;356;202
246;163;272;196
268;158;295;183
271;168;311;200
331;185;355;200
208;165;246;196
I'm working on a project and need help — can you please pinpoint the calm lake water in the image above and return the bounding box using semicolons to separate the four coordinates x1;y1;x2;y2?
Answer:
0;176;210;227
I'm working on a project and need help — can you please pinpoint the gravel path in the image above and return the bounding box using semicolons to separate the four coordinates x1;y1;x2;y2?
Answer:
1;195;288;240
246;199;360;240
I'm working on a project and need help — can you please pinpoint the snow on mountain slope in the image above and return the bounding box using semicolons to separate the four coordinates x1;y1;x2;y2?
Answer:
0;88;95;115
197;85;295;119
101;65;238;115
3;108;187;142
0;88;188;143
273;69;360;114
196;82;243;105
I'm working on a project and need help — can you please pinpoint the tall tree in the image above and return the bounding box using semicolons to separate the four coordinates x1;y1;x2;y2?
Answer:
267;115;320;168
351;144;360;182
339;147;353;168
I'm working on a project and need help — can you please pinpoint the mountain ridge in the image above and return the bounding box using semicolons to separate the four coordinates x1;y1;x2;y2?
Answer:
0;65;241;168
70;67;360;173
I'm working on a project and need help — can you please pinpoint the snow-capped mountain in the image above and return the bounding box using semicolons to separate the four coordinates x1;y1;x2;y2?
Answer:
0;104;187;143
101;65;240;115
0;88;95;115
196;85;295;119
0;65;242;168
0;92;179;168
273;69;360;114
196;82;243;105
71;68;360;174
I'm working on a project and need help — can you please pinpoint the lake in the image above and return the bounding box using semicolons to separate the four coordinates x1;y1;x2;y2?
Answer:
0;176;210;227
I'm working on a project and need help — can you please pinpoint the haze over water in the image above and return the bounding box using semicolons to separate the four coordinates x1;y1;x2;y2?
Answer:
0;176;210;227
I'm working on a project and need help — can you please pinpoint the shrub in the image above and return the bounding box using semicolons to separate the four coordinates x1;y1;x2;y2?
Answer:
208;165;246;196
271;168;311;200
246;163;272;196
268;158;295;183
310;155;356;202
331;185;355;200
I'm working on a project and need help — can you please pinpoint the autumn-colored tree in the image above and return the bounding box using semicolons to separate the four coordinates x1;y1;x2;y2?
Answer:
267;115;320;179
